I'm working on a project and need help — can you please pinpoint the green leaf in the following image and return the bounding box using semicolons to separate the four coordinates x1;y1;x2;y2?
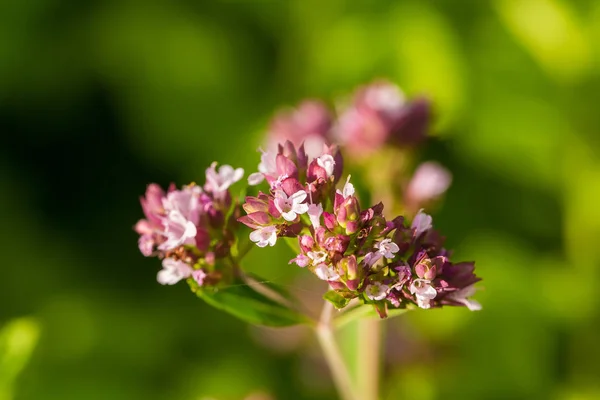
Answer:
334;304;410;330
195;280;311;327
323;290;351;310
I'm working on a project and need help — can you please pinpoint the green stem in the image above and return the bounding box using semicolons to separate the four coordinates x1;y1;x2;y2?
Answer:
357;318;382;400
315;302;359;400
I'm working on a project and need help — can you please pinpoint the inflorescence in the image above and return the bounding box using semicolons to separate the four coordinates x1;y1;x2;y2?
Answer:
134;80;481;318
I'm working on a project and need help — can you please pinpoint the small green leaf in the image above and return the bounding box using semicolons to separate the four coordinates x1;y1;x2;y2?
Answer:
196;281;311;327
323;290;351;310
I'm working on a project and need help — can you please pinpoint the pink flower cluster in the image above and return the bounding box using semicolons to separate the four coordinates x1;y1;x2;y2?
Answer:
263;81;429;159
134;80;481;318
240;141;480;316
135;163;244;286
261;81;451;214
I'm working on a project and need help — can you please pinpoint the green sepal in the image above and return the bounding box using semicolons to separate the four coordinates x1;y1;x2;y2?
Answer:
323;290;351;310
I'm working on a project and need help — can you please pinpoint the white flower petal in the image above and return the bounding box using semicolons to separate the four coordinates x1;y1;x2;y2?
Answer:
248;172;265;185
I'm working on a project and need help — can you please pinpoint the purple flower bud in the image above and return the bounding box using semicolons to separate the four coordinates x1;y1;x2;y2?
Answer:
323;212;337;231
242;195;270;214
388;97;430;148
338;255;360;290
140;183;166;226
195;227;211;252
307;159;329;182
336;196;360;234
237;211;271;229
276;154;298;180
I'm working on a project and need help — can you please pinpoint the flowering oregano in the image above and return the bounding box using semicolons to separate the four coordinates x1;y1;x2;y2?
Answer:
134;80;481;323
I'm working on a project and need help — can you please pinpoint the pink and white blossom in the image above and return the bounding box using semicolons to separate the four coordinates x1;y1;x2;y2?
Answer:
248;149;278;185
307;250;327;265
274;190;309;221
410;278;437;309
205;162;244;193
314;263;340;281
249;225;278;247
364;238;400;266
365;282;390;301
316;154;336;177
157;258;193;285
158;210;198;251
376;238;399;259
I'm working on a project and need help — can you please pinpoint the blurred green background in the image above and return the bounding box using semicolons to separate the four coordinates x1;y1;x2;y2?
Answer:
2;0;600;399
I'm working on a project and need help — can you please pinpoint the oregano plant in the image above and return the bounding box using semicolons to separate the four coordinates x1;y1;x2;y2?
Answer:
134;80;481;400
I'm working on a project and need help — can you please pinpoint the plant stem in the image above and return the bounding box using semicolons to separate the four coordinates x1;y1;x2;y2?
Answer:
357;318;382;400
316;302;359;400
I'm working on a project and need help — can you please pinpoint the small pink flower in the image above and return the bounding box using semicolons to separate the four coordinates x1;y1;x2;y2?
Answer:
248;150;277;185
307;250;327;265
375;238;400;259
249;225;278;247
364;238;399;266
316;154;335;177
409;278;437;309
157;258;193;285
274;190;309;222
205;162;244;193
289;254;310;267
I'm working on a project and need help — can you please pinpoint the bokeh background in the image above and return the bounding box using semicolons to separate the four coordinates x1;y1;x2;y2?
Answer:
2;0;600;399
